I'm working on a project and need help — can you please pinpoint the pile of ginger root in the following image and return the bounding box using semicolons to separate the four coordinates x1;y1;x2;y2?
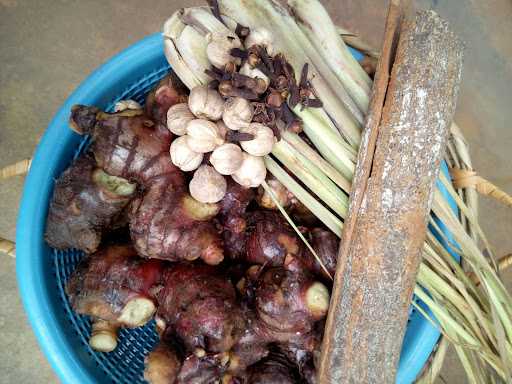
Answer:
45;73;339;384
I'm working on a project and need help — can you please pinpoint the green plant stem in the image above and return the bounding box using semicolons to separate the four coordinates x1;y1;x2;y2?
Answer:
287;0;372;112
264;156;343;236
282;131;352;193
272;140;349;219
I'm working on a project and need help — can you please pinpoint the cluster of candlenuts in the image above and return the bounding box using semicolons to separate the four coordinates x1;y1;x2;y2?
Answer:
168;85;276;203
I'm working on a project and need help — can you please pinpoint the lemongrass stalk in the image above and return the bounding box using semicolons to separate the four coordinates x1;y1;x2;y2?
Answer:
288;0;371;112
163;12;205;89
414;287;481;347
262;181;333;280
264;157;343;236
431;196;512;343
411;300;477;351
308;107;358;157
425;233;488;306
297;107;356;180
179;7;233;37
272;140;349;218
336;26;381;59
436;174;494;260
257;0;364;124
454;346;485;384
417;264;490;346
422;243;497;348
175;25;210;84
217;0;362;146
282;131;352;193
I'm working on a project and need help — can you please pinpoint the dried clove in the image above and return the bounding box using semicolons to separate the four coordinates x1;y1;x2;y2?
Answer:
266;91;284;108
274;75;288;91
226;130;255;142
205;68;223;81
289;84;301;109
299;87;311;99
208;79;220;89
252;113;268;123
206;0;225;26
258;46;274;74
252;102;268;118
218;80;259;100
283;61;296;84
232;73;257;89
281;103;295;125
273;55;285;77
235;23;250;39
225;62;237;74
247;53;261;67
230;48;248;60
305;98;323;108
299;63;309;89
287;119;303;134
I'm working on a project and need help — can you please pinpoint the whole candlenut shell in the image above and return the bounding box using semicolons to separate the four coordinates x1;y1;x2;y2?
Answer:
210;143;243;175
167;103;195;136
170;136;203;172
222;97;254;131
189;165;227;203
186;119;225;153
188;85;224;121
240;123;276;156
232;153;267;188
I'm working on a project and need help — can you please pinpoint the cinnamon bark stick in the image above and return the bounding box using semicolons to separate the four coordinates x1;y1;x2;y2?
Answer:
319;9;464;384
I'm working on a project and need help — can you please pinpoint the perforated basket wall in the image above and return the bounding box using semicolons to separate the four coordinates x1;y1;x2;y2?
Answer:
16;33;457;384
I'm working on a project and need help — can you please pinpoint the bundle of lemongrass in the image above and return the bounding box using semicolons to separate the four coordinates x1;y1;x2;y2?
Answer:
162;1;512;382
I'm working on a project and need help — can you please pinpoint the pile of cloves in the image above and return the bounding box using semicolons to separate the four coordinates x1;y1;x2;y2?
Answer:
167;19;323;205
204;23;323;139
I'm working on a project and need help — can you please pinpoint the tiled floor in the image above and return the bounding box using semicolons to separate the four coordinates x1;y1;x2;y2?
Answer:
1;1;510;383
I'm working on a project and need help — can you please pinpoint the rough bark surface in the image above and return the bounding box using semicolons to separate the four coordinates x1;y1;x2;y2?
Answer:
319;9;464;384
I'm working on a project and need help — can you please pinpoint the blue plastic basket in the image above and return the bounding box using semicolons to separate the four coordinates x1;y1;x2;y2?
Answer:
16;32;457;384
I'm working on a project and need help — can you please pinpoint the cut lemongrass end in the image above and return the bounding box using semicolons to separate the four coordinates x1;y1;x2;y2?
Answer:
163;12;205;89
176;25;211;85
179;7;233;37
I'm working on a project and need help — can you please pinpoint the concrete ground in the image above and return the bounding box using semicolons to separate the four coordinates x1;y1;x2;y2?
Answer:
0;0;510;383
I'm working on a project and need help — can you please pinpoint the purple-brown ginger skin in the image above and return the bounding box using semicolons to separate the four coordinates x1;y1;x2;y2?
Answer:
218;179;255;260
246;211;300;267
65;244;163;323
176;353;223;384
246;357;297;384
45;155;135;253
67;79;223;264
255;267;322;335
157;263;244;354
